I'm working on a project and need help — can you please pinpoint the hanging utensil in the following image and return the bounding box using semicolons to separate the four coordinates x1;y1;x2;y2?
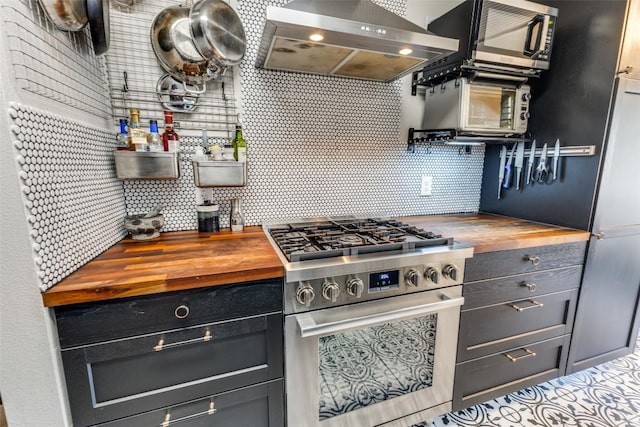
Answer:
156;73;203;113
37;0;88;31
515;142;525;191
552;139;560;181
189;0;246;67
87;0;110;55
527;140;536;185
498;146;507;199
503;144;517;189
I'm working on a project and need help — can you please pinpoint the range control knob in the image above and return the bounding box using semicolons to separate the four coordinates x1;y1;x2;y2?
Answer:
322;279;340;302
405;268;420;287
442;264;459;281
520;112;531;120
346;277;365;298
296;282;315;307
424;267;440;284
522;93;532;102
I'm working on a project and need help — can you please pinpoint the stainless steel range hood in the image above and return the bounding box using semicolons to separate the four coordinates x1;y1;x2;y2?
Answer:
255;0;459;82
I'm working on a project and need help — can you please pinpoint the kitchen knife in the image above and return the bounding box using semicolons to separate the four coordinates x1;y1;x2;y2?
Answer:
498;145;507;199
515;142;525;191
503;144;516;190
552;139;560;181
527;140;536;185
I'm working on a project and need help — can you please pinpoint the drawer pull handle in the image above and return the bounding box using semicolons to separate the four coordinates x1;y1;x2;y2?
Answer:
505;348;536;362
524;255;540;266
510;300;544;312
174;304;190;319
521;282;537;292
159;400;216;426
524;255;540;265
153;330;212;352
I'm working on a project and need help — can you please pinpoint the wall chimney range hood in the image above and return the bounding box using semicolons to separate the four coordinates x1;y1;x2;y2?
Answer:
255;0;459;82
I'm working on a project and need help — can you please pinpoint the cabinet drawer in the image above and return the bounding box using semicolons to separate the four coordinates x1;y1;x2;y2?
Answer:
56;278;283;347
453;335;570;411
463;266;582;309
62;313;283;427
464;242;587;282
458;290;577;361
97;380;284;427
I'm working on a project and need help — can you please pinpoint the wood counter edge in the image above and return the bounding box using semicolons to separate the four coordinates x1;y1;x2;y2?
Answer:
468;230;590;254
42;265;285;307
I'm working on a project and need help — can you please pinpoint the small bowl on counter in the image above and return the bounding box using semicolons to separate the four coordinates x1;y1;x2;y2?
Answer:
124;214;165;240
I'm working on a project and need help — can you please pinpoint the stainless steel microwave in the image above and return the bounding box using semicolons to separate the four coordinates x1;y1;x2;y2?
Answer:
423;0;558;81
422;77;531;135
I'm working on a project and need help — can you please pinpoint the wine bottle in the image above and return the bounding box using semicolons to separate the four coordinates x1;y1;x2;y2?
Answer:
128;109;147;151
161;111;180;152
233;124;247;162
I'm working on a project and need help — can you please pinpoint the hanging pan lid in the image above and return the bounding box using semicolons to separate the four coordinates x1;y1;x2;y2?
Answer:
189;0;247;67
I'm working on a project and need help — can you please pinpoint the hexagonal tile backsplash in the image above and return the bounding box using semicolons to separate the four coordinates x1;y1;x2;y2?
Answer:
8;0;485;291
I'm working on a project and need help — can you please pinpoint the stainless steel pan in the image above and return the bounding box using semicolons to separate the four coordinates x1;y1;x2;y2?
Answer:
151;4;225;85
189;0;246;67
87;0;110;55
38;0;88;31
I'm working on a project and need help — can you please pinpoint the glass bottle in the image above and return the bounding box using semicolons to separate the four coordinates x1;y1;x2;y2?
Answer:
233;124;247;162
161;111;180;152
128;109;147;151
147;120;162;152
230;198;244;232
116;119;129;150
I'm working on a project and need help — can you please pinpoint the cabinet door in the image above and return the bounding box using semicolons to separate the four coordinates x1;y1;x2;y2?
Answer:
97;380;284;427
453;335;571;411
62;313;283;427
458;289;577;361
619;0;640;79
567;234;640;373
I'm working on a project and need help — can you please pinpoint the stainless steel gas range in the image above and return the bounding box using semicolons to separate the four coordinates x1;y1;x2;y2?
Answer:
263;217;474;427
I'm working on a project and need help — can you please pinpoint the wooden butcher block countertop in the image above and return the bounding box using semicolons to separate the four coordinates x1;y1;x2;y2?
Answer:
42;214;590;307
403;213;590;254
42;226;284;307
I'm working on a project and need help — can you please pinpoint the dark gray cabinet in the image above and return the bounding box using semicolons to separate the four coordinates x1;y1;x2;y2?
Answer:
55;278;284;427
453;242;586;410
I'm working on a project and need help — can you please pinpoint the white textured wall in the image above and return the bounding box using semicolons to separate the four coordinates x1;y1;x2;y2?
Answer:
0;25;71;427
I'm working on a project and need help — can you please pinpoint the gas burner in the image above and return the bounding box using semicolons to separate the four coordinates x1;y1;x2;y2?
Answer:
267;218;452;262
337;235;365;246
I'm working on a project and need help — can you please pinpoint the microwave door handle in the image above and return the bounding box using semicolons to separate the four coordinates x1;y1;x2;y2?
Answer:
524;14;545;58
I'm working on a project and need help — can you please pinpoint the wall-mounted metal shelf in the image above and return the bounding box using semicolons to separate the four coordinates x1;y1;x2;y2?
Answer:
114;151;180;179
407;128;530;153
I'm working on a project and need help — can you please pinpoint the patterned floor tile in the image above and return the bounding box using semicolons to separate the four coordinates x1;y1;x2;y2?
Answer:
416;342;640;427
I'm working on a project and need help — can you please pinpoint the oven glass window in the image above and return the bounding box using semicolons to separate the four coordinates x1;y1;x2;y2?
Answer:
468;86;515;129
318;314;438;420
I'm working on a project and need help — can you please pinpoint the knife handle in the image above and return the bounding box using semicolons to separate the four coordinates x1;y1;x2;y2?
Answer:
503;165;512;189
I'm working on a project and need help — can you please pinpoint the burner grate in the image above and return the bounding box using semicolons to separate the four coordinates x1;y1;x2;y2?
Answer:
269;219;453;262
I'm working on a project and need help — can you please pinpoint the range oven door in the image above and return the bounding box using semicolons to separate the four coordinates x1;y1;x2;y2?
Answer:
285;286;463;427
474;0;558;70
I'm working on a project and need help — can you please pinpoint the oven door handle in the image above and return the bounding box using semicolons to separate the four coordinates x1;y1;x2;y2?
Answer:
296;289;464;338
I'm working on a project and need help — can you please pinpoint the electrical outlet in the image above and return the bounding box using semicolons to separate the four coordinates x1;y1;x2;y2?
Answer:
421;175;433;196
